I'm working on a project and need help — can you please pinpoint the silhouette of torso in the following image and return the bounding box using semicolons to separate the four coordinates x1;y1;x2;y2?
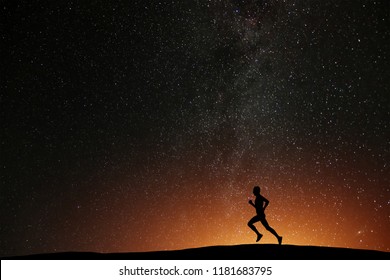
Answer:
255;195;265;216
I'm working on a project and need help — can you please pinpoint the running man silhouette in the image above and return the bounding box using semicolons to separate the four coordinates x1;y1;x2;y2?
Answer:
248;186;283;244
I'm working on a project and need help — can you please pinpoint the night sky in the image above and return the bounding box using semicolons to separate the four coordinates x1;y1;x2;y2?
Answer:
1;0;389;257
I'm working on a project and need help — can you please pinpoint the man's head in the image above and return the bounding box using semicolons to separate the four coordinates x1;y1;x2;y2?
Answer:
253;186;261;195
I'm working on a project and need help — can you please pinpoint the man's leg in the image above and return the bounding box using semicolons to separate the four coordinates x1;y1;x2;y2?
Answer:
247;216;263;242
260;218;283;245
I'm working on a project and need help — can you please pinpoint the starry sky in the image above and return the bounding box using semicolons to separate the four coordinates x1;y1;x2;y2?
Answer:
1;0;389;257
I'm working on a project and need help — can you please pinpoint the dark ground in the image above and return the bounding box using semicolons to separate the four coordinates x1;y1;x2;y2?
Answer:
4;244;389;260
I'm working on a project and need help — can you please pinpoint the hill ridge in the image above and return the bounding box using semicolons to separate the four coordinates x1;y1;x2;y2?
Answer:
4;244;389;260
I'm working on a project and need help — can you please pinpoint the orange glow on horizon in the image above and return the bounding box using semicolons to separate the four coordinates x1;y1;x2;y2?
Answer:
84;180;389;254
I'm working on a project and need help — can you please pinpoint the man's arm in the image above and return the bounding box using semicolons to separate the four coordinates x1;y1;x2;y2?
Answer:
262;197;269;210
249;200;256;208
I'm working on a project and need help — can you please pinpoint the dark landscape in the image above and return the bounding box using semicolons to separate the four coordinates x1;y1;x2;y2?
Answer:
5;244;389;260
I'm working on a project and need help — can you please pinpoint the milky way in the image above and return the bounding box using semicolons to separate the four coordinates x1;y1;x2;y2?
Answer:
1;0;389;256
